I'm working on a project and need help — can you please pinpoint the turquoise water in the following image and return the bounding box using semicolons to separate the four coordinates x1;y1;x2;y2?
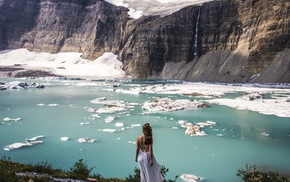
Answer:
1;78;290;182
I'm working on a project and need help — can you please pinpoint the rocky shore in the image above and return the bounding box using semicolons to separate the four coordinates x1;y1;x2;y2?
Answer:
0;80;45;90
0;66;59;78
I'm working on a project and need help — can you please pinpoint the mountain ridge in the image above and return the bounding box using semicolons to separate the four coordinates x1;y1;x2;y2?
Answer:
0;0;289;83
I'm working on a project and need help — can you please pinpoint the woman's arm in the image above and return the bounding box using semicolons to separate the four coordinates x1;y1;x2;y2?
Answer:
135;137;140;162
149;144;153;166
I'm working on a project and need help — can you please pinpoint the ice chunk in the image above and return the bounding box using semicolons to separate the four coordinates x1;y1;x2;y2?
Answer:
77;138;96;143
115;122;124;127
61;137;69;141
4;141;44;151
26;135;44;141
99;129;117;133
105;116;115;123
3;117;21;122
180;173;205;182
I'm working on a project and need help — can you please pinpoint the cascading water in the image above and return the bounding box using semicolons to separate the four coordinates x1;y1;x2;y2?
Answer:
194;7;201;58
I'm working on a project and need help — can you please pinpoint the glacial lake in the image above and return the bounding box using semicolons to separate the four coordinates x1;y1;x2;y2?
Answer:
0;78;290;182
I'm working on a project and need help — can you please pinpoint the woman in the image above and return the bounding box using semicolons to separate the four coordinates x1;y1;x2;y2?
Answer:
135;123;163;182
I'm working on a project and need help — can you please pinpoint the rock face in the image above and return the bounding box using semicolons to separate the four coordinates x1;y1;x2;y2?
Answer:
0;0;290;83
0;0;129;58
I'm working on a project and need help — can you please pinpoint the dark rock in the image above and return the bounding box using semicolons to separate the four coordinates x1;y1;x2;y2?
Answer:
0;0;290;83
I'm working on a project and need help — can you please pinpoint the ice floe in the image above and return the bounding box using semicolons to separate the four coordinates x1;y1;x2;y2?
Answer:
105;116;115;123
3;117;21;122
206;97;290;118
178;120;217;137
47;104;59;107
114;88;140;95
90;98;128;114
136;83;290;118
26;135;44;141
96;106;126;114
37;103;59;107
0;81;45;90
131;124;141;127
60;137;69;141
4;141;44;151
90;97;107;104
98;129;117;133
77;138;96;143
180;173;205;182
80;122;90;125
4;136;44;151
237;92;263;101
115;122;124;127
142;97;209;112
261;132;269;137
196;121;217;128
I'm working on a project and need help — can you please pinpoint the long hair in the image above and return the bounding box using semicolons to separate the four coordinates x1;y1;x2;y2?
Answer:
143;123;153;145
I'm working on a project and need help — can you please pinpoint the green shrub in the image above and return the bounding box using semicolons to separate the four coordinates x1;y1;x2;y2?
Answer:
237;165;290;182
125;165;178;182
69;159;94;180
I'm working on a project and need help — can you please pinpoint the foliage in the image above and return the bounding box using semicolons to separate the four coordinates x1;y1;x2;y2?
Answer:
125;165;178;182
237;165;290;182
69;159;95;180
0;157;18;182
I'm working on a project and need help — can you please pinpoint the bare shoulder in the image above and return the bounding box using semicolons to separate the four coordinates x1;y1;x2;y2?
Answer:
136;135;143;143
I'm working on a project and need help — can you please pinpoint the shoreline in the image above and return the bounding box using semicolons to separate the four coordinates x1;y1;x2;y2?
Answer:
0;49;126;80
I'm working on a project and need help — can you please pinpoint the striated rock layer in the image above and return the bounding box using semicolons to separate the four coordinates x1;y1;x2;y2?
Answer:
0;0;289;83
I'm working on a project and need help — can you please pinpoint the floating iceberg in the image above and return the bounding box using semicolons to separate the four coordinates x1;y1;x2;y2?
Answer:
90;97;107;104
114;88;140;95
142;97;209;112
4;141;44;151
3;117;21;122
60;137;69;141
96;106;126;114
105;116;115;123
36;103;45;106
185;125;207;136
99;129;117;133
196;121;217;128
115;122;124;127
77;138;96;143
180;173;205;182
26;135;44;141
237;92;263;101
0;81;45;90
261;132;269;137
131;124;141;127
178;120;217;137
47;104;58;107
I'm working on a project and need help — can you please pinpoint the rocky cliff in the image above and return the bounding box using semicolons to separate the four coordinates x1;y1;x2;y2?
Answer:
0;0;289;83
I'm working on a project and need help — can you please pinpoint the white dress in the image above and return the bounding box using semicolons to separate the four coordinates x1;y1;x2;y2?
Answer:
137;149;164;182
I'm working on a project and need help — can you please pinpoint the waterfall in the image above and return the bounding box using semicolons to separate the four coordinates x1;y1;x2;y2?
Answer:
194;7;201;57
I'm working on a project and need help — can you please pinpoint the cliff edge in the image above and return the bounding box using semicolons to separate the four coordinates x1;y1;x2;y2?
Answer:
0;0;289;83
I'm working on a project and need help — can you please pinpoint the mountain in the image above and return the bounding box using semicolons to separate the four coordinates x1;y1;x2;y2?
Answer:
0;0;289;83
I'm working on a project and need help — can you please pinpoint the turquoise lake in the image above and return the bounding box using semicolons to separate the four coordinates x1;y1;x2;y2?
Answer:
0;78;290;182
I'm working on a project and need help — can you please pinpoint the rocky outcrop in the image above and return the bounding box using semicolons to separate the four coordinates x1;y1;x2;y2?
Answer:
0;0;129;58
0;0;289;83
122;0;290;83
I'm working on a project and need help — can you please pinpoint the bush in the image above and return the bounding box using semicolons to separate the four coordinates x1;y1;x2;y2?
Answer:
69;159;94;180
125;165;178;182
237;165;290;182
